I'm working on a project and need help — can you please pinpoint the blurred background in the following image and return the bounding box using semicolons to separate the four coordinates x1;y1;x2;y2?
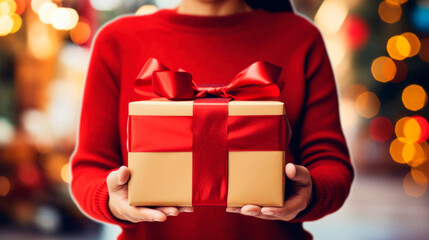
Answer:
0;0;428;239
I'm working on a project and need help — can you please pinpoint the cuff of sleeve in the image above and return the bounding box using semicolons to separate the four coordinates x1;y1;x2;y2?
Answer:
289;174;329;222
94;180;135;228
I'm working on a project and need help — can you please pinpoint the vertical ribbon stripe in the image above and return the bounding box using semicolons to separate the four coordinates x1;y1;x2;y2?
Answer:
192;98;231;206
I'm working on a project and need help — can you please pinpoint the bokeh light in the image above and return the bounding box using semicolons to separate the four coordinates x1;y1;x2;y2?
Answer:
60;163;70;183
70;21;91;45
395;116;410;140
403;172;427;197
90;0;121;11
403;117;422;143
410;116;429;142
370;116;394;141
314;0;349;35
136;5;158;15
371;56;396;83
402;84;427;111
355;91;380;118
0;176;11;197
0;14;13;36
0;0;17;15
0;117;15;145
411;3;429;32
31;0;51;14
403;141;428;167
387;35;410;60
14;0;25;15
419;37;429;63
10;13;22;33
378;1;402;24
390;138;406;164
38;2;57;24
51;7;79;30
411;169;428;186
343;15;369;50
401;32;420;57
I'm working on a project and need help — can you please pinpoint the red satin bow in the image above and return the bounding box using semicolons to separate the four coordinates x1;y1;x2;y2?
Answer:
134;57;282;100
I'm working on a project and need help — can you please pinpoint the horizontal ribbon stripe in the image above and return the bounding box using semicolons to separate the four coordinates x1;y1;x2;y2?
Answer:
128;115;286;153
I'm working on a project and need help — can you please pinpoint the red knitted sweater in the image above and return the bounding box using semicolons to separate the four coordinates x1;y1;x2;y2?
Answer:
70;7;354;240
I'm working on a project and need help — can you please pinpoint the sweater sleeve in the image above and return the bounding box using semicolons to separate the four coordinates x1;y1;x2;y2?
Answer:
289;29;354;222
69;23;134;227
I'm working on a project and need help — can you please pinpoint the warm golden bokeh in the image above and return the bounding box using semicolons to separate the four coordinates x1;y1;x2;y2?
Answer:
378;1;402;24
411;169;428;186
70;21;91;45
355;91;380;118
0;0;17;15
390;138;406;164
371;56;397;82
386;0;408;4
403;172;427;197
401;32;421;57
395;116;410;140
387;35;410;60
403;118;422;143
0;176;11;197
61;163;70;183
402;84;428;111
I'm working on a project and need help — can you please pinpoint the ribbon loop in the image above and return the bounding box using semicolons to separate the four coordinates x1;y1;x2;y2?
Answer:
134;57;283;100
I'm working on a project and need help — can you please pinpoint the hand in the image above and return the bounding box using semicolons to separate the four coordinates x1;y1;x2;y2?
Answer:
226;163;312;221
107;166;194;223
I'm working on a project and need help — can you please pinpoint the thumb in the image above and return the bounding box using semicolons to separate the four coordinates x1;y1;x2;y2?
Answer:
285;163;311;185
107;166;130;192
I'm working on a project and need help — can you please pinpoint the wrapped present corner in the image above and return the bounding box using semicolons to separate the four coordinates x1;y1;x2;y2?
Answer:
127;58;291;207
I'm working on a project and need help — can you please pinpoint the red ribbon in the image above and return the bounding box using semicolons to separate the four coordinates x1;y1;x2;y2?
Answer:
134;57;282;100
132;58;285;206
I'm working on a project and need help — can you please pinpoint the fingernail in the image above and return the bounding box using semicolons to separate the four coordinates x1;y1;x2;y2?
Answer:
262;211;274;215
167;211;178;216
182;209;193;212
154;218;165;222
242;211;256;216
227;209;240;213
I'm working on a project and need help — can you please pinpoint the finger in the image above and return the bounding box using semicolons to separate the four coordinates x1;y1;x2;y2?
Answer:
106;168;121;192
226;207;241;213
254;214;280;220
285;163;311;185
178;207;194;213
240;205;261;216
121;204;167;222
117;166;130;185
155;207;180;216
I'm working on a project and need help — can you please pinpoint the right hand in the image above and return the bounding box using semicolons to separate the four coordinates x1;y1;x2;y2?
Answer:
107;166;194;223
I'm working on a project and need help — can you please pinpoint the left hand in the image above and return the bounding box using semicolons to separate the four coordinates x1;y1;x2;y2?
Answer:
226;163;313;221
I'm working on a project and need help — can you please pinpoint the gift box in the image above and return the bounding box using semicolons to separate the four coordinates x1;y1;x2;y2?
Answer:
127;57;290;207
128;99;289;207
